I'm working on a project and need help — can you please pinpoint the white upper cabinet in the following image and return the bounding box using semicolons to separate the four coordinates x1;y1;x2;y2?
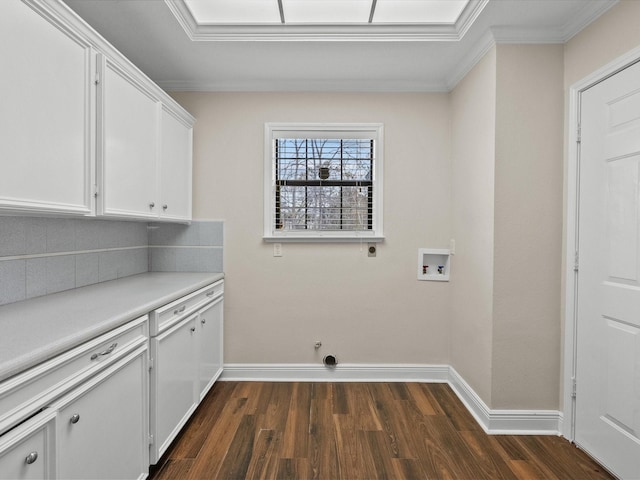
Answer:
96;56;194;223
0;0;94;216
159;107;193;222
97;56;159;220
0;0;194;223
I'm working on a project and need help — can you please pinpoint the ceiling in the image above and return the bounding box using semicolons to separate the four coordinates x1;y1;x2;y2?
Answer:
64;0;617;92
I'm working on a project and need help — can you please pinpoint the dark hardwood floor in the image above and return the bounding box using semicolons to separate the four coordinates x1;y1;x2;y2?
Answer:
149;381;613;480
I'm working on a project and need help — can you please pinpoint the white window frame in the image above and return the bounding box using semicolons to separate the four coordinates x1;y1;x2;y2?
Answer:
264;123;384;242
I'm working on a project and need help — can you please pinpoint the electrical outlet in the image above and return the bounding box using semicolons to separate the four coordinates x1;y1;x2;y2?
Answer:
273;243;282;257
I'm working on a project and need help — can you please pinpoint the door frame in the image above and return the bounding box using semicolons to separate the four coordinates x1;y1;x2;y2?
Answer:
563;44;640;441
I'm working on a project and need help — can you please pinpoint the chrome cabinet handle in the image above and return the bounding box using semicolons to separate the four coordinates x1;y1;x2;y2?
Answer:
201;318;206;325
174;305;186;315
70;414;80;424
149;202;155;208
162;204;168;210
25;452;38;465
90;342;118;360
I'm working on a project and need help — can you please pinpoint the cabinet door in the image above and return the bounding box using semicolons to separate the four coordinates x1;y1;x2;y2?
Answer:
98;55;158;219
0;1;93;215
53;347;148;480
0;409;56;480
150;314;198;463
158;106;193;222
198;297;224;401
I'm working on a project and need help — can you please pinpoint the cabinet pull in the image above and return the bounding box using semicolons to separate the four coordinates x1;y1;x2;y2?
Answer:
190;326;196;333
206;291;214;297
25;452;38;465
90;342;118;360
162;204;168;210
149;202;155;208
201;318;206;325
174;305;186;315
70;414;80;424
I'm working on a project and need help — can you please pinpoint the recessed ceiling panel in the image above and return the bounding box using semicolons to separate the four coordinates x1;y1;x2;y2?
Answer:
185;0;281;24
374;0;469;24
282;0;373;24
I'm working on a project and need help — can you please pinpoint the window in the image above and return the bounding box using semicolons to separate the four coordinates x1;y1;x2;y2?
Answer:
264;123;384;242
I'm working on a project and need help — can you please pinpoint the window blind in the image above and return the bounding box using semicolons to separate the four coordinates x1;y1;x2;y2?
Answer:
274;138;374;232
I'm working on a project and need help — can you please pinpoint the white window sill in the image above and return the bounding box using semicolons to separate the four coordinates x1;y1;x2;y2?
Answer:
263;235;385;243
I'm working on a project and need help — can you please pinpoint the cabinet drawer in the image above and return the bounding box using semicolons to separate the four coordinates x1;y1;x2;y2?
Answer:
151;280;223;336
0;408;56;480
0;316;147;436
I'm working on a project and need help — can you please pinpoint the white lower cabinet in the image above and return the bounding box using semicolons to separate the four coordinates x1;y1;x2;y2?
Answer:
149;280;224;463
51;346;148;480
0;409;56;480
0;316;148;480
198;296;224;401
149;314;198;463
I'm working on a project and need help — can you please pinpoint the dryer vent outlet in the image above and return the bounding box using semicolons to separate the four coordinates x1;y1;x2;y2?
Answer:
323;355;338;368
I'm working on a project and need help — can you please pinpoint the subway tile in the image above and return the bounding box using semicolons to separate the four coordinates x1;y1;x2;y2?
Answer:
74;220;103;251
75;253;100;288
98;251;118;282
0;217;26;257
174;247;202;272
198;221;224;247
175;247;223;273
149;247;176;272
26;258;47;298
149;223;198;246
132;247;150;275
98;220;125;249
117;248;148;278
24;217;47;255
112;221;146;248
46;255;75;295
46;218;76;253
0;260;26;305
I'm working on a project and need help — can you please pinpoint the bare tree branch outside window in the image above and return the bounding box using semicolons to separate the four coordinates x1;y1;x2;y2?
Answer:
275;138;374;232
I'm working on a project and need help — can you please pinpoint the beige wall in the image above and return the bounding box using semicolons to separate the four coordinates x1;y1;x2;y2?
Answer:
166;1;640;411
172;92;452;366
450;48;496;405
564;0;640;89
493;44;564;409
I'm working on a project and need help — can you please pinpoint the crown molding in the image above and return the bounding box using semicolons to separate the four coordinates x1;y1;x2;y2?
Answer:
445;29;495;91
164;0;489;42
159;79;449;93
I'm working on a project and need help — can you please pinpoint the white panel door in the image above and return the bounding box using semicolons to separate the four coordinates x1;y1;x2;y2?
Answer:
198;297;223;401
0;409;56;480
149;314;198;463
159;106;193;222
98;55;158;219
0;1;93;215
577;59;640;479
53;348;148;480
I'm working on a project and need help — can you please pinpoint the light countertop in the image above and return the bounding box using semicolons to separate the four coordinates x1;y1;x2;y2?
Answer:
0;272;224;383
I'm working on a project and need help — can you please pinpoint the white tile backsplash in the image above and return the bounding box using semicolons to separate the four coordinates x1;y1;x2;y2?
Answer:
0;217;223;306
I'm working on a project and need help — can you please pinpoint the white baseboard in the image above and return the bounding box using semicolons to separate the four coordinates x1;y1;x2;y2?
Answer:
221;363;562;436
221;363;450;383
447;367;562;435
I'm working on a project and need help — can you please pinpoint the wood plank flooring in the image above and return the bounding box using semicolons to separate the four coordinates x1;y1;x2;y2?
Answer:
149;381;613;480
